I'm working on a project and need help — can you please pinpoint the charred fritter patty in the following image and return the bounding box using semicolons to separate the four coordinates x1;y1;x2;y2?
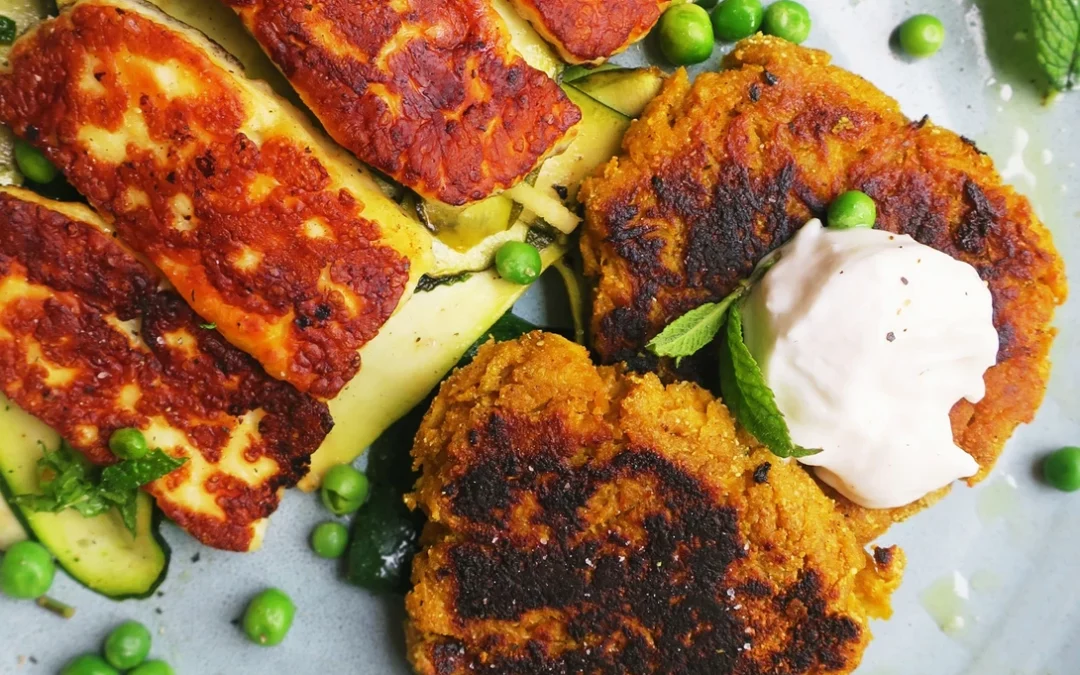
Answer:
406;332;902;675
580;37;1066;540
223;0;582;205
0;188;333;551
0;0;434;399
509;0;671;64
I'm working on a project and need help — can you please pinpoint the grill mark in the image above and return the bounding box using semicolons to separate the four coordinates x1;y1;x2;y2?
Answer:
427;411;863;674
0;191;332;550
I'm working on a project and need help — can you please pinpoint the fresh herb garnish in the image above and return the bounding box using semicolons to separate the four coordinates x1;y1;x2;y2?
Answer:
1033;0;1080;92
199;322;216;330
0;15;16;45
646;254;779;364
717;305;821;459
12;442;186;534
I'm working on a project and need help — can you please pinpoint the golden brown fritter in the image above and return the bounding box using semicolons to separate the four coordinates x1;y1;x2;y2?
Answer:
224;0;582;205
0;0;434;399
406;332;902;675
579;36;1066;541
0;187;333;551
509;0;671;64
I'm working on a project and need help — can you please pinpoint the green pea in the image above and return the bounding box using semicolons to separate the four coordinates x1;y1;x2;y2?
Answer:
103;620;152;670
13;139;58;184
310;521;349;559
711;0;763;42
320;464;369;516
827;190;877;230
761;0;811;44
108;427;150;460
657;4;715;66
242;587;296;647
495;241;543;285
898;14;945;58
0;15;16;45
1043;447;1080;492
129;661;175;675
128;661;174;675
60;655;119;675
0;540;55;599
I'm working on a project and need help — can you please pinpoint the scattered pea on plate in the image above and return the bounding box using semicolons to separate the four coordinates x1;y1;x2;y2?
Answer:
657;3;715;66
762;1;812;44
711;0;764;42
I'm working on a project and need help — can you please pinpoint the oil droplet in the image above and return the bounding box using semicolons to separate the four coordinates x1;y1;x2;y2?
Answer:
1000;128;1037;189
976;474;1019;523
920;570;973;638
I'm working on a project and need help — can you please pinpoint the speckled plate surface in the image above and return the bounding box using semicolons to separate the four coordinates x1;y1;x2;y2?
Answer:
2;0;1078;673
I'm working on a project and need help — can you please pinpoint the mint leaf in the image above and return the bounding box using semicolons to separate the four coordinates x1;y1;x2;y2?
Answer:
646;300;733;366
646;254;780;363
1033;0;1080;91
100;449;186;496
718;304;821;459
13;443;185;534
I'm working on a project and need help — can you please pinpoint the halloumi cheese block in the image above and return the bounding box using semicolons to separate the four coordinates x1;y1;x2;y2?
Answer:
222;0;582;205
0;0;434;399
510;0;671;64
0;187;333;551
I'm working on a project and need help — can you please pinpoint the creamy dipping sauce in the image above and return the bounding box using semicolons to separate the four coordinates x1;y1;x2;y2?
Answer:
742;220;999;509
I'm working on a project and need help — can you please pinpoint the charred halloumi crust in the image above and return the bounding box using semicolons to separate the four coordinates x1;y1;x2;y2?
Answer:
0;188;333;551
223;0;582;206
0;0;434;399
580;37;1067;541
407;333;902;675
509;0;671;64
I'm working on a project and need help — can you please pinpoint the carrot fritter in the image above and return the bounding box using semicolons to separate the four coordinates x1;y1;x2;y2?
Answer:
510;0;671;64
579;37;1066;541
223;0;582;206
406;332;903;675
0;187;333;551
0;0;434;399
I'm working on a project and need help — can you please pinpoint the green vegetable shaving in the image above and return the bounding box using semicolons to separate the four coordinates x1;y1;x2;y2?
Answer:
553;258;588;345
1033;0;1080;92
12;442;186;534
717;305;820;459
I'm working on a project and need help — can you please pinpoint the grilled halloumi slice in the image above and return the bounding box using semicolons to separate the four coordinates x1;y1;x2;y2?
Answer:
0;0;434;399
221;0;582;206
510;0;671;64
0;187;333;551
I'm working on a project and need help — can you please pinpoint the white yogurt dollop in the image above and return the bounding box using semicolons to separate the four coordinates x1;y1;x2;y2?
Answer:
741;220;999;509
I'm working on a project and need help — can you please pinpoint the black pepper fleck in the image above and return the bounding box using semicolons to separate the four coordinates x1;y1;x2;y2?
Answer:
886;332;896;342
752;462;771;484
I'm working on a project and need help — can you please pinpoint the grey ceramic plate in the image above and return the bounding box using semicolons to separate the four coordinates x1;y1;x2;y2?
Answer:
2;0;1078;673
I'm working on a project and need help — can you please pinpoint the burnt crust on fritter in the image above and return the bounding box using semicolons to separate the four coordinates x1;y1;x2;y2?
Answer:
406;333;902;675
0;189;333;551
0;0;422;398
224;0;582;205
579;37;1066;540
509;0;671;64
